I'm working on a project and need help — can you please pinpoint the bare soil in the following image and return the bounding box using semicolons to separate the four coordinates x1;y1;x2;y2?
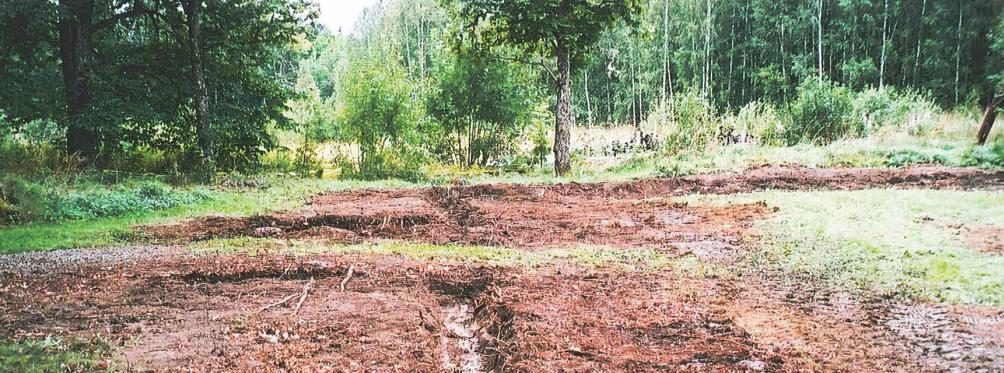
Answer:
2;166;1003;371
141;165;1004;249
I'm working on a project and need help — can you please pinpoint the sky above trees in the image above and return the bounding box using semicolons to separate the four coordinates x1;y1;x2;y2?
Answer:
316;0;378;33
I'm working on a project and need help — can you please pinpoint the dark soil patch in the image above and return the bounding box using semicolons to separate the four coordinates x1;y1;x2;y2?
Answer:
140;166;1003;250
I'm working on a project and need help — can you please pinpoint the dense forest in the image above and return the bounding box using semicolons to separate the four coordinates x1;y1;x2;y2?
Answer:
1;0;1002;178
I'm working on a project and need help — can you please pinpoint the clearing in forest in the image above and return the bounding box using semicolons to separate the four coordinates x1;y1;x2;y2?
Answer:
1;166;1003;371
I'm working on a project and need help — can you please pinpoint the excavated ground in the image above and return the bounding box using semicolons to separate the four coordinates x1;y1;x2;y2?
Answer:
141;165;1004;249
2;166;1003;371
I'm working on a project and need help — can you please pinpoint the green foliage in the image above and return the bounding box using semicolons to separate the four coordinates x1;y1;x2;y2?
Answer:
961;140;1004;169
851;88;939;135
725;101;785;146
0;177;212;222
656;161;696;178
990;16;1004;91
785;79;858;145
0;337;109;372
335;55;426;180
425;52;536;167
0;0;315;172
451;0;643;64
0;138;83;178
658;89;716;153
879;149;948;167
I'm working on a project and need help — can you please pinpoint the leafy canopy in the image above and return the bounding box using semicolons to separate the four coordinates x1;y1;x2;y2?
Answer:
452;0;642;65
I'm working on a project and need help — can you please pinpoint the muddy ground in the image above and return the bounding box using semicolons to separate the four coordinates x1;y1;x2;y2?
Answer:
2;166;1003;371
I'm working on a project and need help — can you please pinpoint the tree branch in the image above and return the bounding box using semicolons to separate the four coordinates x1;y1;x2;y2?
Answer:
92;7;159;32
495;55;557;82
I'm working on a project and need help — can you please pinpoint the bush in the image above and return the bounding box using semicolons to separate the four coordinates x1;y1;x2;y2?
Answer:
0;138;83;178
0;177;212;222
961;140;1004;169
656;89;717;153
656;161;696;178
722;101;785;146
784;79;857;145
335;55;425;180
852;88;939;135
879;150;948;167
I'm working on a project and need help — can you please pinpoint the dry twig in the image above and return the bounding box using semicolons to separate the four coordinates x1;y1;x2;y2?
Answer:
258;293;297;313
340;264;355;292
291;278;314;316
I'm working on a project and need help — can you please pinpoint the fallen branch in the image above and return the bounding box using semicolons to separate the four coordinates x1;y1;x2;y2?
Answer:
340;264;355;292
291;278;314;316
257;293;297;314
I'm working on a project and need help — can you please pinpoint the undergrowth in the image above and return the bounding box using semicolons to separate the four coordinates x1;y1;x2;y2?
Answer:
0;337;109;372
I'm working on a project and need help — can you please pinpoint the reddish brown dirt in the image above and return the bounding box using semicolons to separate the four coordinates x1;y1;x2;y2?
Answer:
4;166;1004;371
963;225;1004;255
0;253;940;371
140;165;1002;249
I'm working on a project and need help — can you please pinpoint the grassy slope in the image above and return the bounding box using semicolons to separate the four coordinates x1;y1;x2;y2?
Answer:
0;178;413;254
682;189;1004;306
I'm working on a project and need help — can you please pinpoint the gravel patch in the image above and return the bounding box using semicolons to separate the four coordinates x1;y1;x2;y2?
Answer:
0;245;186;275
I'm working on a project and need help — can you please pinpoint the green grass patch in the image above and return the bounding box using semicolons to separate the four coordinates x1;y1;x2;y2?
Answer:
0;337;109;372
0;178;415;254
681;189;1004;306
186;238;714;273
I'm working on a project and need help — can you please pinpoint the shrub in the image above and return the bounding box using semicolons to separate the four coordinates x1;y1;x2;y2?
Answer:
0;177;213;222
335;55;424;180
852;88;939;135
656;161;696;178
879;150;948;167
725;101;785;146
0;138;84;178
961;140;1004;169
656;89;716;153
784;79;857;145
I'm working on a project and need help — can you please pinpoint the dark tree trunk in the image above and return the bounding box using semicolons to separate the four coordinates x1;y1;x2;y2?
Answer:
57;0;99;161
554;38;573;176
183;0;214;176
976;94;1002;145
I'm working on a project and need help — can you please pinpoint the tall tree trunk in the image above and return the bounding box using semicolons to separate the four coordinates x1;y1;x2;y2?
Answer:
554;38;573;176
953;0;963;104
183;0;214;176
913;0;927;85
817;0;823;84
57;0;99;161
583;69;592;125
661;0;669;106
977;95;1002;145
879;0;889;89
